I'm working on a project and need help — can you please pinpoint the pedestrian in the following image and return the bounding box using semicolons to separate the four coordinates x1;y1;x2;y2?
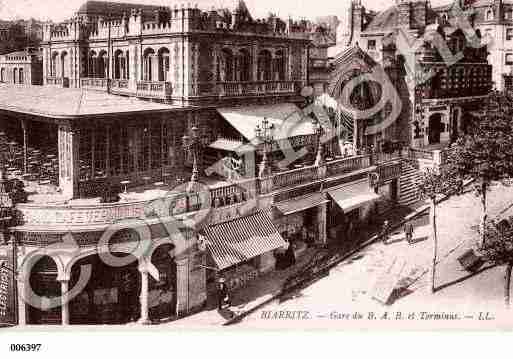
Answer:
382;220;390;245
404;221;414;243
217;278;231;310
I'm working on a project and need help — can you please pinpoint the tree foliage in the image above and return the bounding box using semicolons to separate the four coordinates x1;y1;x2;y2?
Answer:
417;165;463;201
445;91;513;185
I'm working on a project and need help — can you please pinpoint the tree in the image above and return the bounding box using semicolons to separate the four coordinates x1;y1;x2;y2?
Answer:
480;220;513;308
417;166;463;293
446;91;513;248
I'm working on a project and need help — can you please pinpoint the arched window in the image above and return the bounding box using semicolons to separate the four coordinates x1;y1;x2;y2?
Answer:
238;49;251;82
486;9;494;21
0;68;4;82
88;50;97;77
218;48;234;82
19;68;24;83
13;68;17;84
114;50;124;79
257;50;272;81
60;51;69;78
143;48;156;81
158;47;170;82
97;50;108;78
51;51;58;77
125;50;130;80
274;50;286;81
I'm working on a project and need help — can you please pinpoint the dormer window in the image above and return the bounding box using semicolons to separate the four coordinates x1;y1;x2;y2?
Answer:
486;9;494;21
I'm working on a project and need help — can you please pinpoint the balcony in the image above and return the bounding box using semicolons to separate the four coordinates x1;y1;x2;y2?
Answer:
135;81;173;99
14;154;389;231
110;79;131;95
80;77;109;91
216;81;296;97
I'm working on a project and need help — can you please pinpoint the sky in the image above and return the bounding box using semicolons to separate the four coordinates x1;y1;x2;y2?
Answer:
0;0;450;22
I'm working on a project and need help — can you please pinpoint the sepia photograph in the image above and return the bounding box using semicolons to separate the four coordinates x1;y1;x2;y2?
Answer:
0;0;512;354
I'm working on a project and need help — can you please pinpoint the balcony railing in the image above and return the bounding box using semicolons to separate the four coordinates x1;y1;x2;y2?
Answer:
216;81;296;97
327;155;371;177
46;77;63;86
80;77;109;91
15;154;383;228
377;161;402;184
136;81;173;99
110;79;131;95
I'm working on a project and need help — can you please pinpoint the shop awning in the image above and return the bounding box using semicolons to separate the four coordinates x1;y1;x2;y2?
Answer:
328;180;381;213
203;211;287;271
274;193;329;215
217;103;315;145
208;138;245;152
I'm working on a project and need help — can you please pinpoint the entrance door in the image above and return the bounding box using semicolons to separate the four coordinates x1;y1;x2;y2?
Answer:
428;113;443;144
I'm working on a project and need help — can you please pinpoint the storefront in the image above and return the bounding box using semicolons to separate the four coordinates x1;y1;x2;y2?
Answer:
273;193;328;259
327;180;382;247
203;211;287;292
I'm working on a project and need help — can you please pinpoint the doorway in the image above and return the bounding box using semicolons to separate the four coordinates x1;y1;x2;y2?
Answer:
428;113;443;144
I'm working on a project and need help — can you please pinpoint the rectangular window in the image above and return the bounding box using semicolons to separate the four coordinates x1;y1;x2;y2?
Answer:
506;53;513;65
508;28;513;41
367;40;376;50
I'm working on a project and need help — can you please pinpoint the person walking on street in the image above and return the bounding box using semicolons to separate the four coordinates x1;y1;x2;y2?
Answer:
404;221;414;243
382;220;390;245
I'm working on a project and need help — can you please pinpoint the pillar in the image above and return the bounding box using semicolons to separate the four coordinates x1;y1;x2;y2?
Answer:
17;274;26;325
105;124;110;176
58;123;80;198
175;256;189;317
317;202;327;244
60;280;69;325
252;43;258;81
21;119;28;174
138;268;150;325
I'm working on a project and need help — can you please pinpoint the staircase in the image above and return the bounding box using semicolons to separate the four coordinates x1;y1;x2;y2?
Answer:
398;159;422;206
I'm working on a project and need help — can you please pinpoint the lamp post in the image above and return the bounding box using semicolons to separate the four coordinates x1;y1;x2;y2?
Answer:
255;117;274;178
313;120;325;166
182;126;205;186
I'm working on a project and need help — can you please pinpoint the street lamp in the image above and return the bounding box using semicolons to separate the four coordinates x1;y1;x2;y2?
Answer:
313;120;325;166
255;117;274;178
182;126;206;185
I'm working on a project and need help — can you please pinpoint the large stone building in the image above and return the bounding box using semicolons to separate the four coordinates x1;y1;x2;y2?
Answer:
434;0;513;90
0;1;403;326
323;0;492;151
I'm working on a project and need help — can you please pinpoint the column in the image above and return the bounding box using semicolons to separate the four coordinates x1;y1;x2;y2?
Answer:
317;202;327;245
17;274;26;325
252;43;258;81
138;268;150;325
175;256;189;317
60;280;69;325
58;123;80;199
287;45;293;81
91;126;96;178
21;119;28;174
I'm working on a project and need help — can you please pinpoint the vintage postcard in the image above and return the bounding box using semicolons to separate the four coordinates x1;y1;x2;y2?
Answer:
0;0;513;347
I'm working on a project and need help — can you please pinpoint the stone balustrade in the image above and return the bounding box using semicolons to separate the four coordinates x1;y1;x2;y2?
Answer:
136;81;173;99
216;81;296;97
377;160;402;184
80;78;109;91
15;154;385;228
46;77;63;86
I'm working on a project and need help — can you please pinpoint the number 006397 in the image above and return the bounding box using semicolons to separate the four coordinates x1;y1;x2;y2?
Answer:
10;344;42;352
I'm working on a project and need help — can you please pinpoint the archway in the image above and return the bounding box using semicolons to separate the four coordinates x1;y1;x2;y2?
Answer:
27;256;62;325
51;51;59;77
257;50;272;81
68;252;140;325
157;47;170;82
143;48;156;81
148;243;176;322
428;113;443;144
113;49;124;79
60;51;69;79
238;49;251;82
274;50;286;81
97;50;108;78
218;48;234;82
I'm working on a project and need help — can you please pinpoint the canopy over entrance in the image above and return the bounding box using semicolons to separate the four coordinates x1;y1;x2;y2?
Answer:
328;180;381;213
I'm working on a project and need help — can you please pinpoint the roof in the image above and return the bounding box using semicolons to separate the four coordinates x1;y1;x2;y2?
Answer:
0;85;181;119
217;103;315;144
77;1;163;16
365;5;398;32
274;193;329;215
203;211;286;270
328;180;381;212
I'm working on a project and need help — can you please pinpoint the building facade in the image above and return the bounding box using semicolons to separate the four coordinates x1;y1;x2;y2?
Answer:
0;49;43;85
323;0;492;151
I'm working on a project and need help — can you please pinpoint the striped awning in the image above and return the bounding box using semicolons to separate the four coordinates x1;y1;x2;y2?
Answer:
328;180;381;213
203;211;287;271
274;193;329;215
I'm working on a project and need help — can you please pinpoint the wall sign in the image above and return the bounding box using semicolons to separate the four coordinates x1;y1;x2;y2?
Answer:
0;253;16;326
